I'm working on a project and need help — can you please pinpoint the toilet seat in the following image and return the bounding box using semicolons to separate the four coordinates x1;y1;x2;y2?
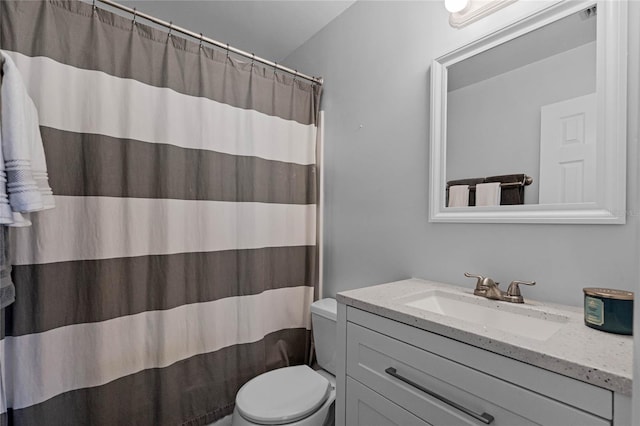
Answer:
235;365;331;425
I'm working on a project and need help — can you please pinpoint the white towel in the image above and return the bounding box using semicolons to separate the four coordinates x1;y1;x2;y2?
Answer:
10;212;32;227
0;51;54;309
476;182;501;206
448;185;469;207
28;101;55;209
0;128;12;224
0;51;54;220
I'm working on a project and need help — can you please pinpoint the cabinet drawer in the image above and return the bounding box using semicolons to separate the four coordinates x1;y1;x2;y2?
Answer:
346;306;612;419
346;377;430;426
347;322;610;426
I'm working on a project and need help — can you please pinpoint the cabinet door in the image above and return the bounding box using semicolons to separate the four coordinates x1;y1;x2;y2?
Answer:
346;377;431;426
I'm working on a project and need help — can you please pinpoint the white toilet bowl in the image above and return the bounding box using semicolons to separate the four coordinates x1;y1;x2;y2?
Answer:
231;299;337;426
231;366;335;426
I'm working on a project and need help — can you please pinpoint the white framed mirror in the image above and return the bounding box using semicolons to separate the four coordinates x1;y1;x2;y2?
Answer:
429;0;627;224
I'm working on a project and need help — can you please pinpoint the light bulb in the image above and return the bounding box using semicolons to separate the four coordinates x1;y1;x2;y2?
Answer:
445;0;470;13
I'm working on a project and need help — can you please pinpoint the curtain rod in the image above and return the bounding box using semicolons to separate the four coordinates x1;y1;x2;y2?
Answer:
94;0;323;85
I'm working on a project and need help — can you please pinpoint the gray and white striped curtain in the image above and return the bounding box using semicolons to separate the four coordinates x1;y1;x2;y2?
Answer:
0;1;321;425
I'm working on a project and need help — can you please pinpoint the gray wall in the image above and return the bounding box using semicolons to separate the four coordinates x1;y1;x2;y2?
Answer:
284;1;640;307
447;42;596;204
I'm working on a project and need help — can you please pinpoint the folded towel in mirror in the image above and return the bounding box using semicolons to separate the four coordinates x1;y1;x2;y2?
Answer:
448;185;469;207
476;182;501;206
485;174;525;205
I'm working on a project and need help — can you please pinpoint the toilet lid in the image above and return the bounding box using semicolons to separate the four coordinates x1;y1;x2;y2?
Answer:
236;365;331;425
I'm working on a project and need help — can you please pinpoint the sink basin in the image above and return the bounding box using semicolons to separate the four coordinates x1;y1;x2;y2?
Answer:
403;290;570;341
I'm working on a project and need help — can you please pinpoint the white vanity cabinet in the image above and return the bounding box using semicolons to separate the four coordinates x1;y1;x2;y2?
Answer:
336;304;631;426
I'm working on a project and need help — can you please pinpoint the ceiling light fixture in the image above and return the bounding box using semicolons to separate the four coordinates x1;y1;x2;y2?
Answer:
447;0;518;28
445;0;470;14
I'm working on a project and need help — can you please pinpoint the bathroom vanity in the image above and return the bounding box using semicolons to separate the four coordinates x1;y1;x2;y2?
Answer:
335;279;632;426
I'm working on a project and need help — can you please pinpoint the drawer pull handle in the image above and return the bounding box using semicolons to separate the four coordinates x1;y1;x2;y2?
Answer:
385;367;494;424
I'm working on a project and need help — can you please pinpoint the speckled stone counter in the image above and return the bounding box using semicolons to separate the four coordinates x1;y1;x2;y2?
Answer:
337;278;633;395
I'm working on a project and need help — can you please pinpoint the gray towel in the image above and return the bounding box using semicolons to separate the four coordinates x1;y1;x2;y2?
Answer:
0;226;14;309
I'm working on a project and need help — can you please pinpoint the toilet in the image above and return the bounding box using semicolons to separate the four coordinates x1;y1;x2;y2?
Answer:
231;298;337;426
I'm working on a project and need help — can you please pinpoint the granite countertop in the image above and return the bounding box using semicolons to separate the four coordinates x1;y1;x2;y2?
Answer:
336;278;633;395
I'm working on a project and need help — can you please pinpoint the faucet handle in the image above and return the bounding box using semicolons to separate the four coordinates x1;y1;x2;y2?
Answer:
465;273;499;298
506;280;536;303
465;273;499;287
464;272;484;289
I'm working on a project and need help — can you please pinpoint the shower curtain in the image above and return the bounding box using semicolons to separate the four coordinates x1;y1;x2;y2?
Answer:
0;1;320;425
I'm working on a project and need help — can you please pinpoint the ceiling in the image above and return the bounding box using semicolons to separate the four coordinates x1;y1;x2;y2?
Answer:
448;6;597;91
118;0;355;62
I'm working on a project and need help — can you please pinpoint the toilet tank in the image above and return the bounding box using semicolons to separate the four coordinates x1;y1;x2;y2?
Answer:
310;298;337;375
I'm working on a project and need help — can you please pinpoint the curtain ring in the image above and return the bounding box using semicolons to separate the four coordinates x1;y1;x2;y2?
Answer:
226;43;230;60
293;70;298;81
199;33;204;49
251;53;255;69
168;21;173;39
273;62;278;76
132;7;137;26
92;0;97;14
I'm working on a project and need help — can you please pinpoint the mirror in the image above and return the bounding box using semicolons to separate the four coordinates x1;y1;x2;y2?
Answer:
429;0;627;224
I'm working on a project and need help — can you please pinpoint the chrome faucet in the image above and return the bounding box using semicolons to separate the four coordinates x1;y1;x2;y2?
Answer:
464;272;535;304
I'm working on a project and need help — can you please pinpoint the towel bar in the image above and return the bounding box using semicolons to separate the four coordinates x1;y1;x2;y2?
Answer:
445;174;533;207
446;175;533;190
